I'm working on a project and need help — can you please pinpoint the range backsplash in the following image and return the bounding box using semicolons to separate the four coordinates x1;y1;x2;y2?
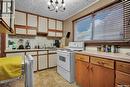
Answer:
6;35;57;49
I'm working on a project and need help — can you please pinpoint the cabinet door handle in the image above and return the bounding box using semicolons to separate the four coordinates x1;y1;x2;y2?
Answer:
87;65;89;70
90;67;93;72
98;61;101;64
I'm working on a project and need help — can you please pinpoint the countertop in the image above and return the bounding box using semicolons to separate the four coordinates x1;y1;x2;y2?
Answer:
76;50;130;62
5;48;57;53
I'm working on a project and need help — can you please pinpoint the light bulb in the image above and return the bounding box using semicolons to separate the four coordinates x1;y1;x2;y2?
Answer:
63;3;65;7
48;2;51;6
56;6;58;10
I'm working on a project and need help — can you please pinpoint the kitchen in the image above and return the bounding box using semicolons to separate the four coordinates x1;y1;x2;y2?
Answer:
0;0;130;87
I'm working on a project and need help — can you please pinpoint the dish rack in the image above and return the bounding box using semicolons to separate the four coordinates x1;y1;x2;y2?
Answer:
0;55;34;87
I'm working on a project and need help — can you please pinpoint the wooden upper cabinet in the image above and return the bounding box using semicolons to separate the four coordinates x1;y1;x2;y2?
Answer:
27;14;37;27
38;17;48;33
15;11;26;25
56;20;63;31
48;19;56;30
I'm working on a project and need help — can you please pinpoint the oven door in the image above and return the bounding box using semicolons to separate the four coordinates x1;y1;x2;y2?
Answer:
57;52;71;71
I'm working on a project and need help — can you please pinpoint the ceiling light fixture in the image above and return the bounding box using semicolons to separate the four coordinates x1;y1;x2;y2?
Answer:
47;0;66;12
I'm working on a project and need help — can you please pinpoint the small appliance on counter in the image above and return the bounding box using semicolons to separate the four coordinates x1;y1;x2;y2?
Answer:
25;40;31;49
53;40;60;48
17;39;24;49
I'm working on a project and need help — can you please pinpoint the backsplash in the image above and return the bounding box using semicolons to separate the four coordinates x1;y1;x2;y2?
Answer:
85;46;130;54
6;35;57;50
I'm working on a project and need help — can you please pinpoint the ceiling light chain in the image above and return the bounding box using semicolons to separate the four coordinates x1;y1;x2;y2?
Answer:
48;0;66;12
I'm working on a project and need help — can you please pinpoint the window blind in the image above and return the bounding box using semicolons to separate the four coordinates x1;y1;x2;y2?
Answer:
74;15;93;41
123;1;130;39
93;3;124;40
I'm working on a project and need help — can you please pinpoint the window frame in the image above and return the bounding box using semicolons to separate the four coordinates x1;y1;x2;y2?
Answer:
73;1;124;42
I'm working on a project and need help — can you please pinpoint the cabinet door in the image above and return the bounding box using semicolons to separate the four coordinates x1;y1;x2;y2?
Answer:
16;28;26;35
6;52;25;58
33;56;37;71
38;17;48;33
27;14;37;27
48;31;55;37
75;60;90;87
38;55;47;70
116;71;130;86
48;19;56;30
15;11;26;25
90;64;114;87
56;32;62;37
56;21;63;31
27;29;37;35
49;54;57;67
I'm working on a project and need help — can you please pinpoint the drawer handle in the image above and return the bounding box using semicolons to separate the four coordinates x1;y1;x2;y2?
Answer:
80;57;84;60
98;61;101;64
90;67;93;72
98;61;107;66
85;65;89;70
120;65;124;67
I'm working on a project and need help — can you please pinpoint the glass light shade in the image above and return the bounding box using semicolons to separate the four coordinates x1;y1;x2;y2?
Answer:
48;1;51;6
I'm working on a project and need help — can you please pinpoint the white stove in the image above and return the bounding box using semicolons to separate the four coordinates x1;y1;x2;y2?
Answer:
57;42;84;83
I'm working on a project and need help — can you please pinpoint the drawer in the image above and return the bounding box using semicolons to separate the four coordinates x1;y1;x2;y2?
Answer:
115;84;130;87
26;51;37;56
116;61;130;74
48;50;56;54
6;52;25;58
116;71;130;85
90;57;114;69
38;51;47;55
75;54;89;62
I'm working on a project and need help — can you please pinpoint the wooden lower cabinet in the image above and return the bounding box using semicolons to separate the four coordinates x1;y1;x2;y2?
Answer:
76;60;90;87
75;54;115;87
90;64;115;87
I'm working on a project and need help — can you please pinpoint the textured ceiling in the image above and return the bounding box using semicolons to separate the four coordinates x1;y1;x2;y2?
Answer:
15;0;99;20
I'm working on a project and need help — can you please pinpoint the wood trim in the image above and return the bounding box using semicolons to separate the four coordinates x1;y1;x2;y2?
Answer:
73;0;120;22
37;16;39;33
72;21;74;42
15;25;27;29
15;10;63;21
1;33;6;57
85;40;130;46
26;26;37;29
48;29;63;32
37;32;48;36
0;19;13;33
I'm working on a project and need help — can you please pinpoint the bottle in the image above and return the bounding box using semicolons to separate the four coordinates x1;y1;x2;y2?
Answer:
111;45;114;53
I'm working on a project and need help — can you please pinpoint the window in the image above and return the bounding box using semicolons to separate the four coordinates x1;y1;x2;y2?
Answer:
93;3;124;40
74;2;124;41
74;15;93;41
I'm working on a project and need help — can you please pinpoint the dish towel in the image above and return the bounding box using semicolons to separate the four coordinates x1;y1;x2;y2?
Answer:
0;56;22;81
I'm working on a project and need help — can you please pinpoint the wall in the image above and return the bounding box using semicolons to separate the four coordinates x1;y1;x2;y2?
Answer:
63;0;117;45
6;35;55;50
63;0;130;53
